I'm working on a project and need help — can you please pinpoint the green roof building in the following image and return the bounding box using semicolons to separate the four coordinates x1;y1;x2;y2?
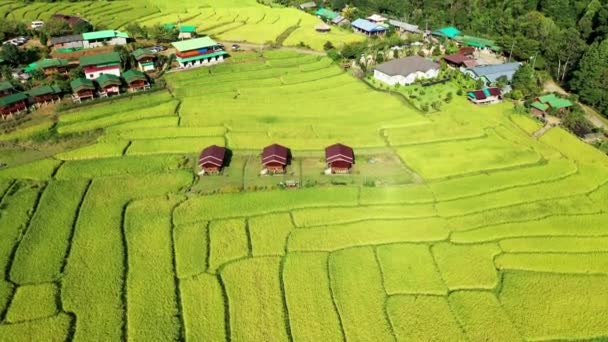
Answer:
80;52;122;79
171;37;227;68
316;8;339;20
531;94;574;113
132;48;156;71
0;92;28;117
27;85;62;106
432;26;461;39
96;74;122;96
23;58;69;73
455;35;501;52
82;30;129;49
0;80;14;96
70;78;96;102
123;70;150;92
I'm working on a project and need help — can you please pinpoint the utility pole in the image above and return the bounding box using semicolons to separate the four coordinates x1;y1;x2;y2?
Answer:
508;40;515;63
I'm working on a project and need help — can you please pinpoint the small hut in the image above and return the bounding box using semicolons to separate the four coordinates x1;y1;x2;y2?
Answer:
27;85;62;108
261;144;290;174
96;74;121;97
132;48;156;72
70;78;96;103
325;143;354;174
123;70;150;92
315;23;331;33
198;145;227;175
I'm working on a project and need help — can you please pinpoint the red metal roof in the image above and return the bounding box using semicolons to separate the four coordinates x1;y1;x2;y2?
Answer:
488;87;501;96
199;145;226;168
262;144;289;166
459;47;476;56
325;143;354;164
470;90;487;100
443;53;475;66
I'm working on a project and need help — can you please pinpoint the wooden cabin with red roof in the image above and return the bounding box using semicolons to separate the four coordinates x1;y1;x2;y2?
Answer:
467;87;502;105
199;145;227;175
325;143;354;174
261;144;290;174
96;74;121;97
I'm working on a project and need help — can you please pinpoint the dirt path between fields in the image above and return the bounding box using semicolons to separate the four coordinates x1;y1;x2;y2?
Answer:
219;41;326;56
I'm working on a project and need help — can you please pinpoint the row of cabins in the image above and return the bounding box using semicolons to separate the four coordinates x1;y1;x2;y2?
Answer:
22;50;157;80
0;83;62;119
50;30;129;51
70;70;149;102
199;144;355;175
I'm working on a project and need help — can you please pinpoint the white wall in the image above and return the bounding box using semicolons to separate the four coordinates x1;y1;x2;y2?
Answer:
83;37;127;49
374;68;439;86
85;67;121;80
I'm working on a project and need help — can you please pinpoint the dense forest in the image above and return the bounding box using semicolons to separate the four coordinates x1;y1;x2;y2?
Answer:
282;0;608;117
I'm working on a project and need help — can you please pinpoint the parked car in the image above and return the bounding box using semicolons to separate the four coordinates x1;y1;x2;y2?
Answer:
231;43;240;51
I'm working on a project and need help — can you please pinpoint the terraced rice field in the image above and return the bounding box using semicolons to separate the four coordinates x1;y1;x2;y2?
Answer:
0;0;364;51
1;50;608;340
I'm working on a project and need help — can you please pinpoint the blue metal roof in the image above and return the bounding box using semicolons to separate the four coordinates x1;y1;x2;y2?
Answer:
351;18;386;33
468;63;521;83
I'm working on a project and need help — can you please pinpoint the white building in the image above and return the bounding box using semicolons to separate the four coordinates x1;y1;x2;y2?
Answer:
373;56;440;86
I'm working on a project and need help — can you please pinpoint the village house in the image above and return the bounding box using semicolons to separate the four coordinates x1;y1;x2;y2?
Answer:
367;14;388;24
299;1;316;10
96;74;122;97
80;52;122;80
123;70;150;92
0;81;14;98
530;94;574;116
315;8;339;22
132;48;156;72
82;30;129;49
388;19;421;34
171;37;227;69
374;56;440;86
51;14;89;29
315;23;331;33
331;15;349;26
24;58;70;76
27;85;62;108
0;93;28;119
178;26;197;40
455;35;501;53
432;26;461;39
198;145;227;175
464;62;521;86
50;34;84;50
467;87;502;105
443;53;477;69
70;78;96;103
325;143;354;174
351;18;387;36
261;144;290;174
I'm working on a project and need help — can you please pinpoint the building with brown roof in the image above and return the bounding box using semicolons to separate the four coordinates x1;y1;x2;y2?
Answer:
443;53;477;68
325;143;354;174
51;14;89;28
262;144;290;174
199;145;227;175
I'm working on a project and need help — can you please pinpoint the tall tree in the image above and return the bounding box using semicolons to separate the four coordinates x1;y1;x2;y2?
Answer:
571;39;608;116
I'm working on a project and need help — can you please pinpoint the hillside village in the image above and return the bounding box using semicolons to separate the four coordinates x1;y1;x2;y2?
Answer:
0;2;604;152
0;1;607;341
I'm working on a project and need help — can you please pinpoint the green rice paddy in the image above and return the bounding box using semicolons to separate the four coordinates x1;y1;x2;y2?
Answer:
0;8;608;338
